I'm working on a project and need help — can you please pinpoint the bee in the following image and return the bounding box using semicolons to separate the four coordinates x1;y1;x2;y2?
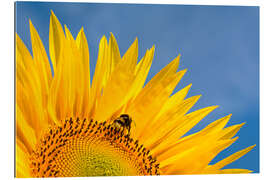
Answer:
112;114;134;135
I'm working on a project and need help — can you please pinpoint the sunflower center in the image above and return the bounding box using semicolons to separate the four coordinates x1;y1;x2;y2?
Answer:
29;118;160;177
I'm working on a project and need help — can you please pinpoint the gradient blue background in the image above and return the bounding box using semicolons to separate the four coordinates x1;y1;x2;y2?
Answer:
15;2;259;173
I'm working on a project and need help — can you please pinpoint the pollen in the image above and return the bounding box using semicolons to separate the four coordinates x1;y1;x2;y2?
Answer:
29;118;160;177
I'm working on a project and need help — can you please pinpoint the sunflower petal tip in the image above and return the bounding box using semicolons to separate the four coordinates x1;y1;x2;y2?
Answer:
182;68;188;73
110;32;115;38
241;122;246;126
100;35;108;44
243;144;256;154
176;54;180;60
80;26;84;32
168;55;181;69
151;44;156;52
196;94;202;100
182;83;192;92
64;25;70;34
133;37;139;47
77;27;85;36
29;19;33;26
50;10;58;24
29;19;36;33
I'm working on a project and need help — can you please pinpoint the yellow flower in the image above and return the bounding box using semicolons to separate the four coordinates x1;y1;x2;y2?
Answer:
16;11;255;178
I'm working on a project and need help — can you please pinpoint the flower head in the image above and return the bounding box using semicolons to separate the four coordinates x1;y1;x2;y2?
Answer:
16;11;255;177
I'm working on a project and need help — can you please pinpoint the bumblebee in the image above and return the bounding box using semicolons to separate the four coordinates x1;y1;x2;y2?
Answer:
112;114;133;135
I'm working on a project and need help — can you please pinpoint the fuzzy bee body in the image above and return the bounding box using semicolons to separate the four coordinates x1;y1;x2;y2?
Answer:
112;114;132;135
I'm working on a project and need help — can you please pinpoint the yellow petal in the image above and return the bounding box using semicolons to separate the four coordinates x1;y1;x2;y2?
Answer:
47;58;65;125
16;34;50;136
121;37;138;70
16;105;37;153
200;114;232;135
16;140;31;177
16;34;33;70
153;106;223;159
157;83;192;118
76;27;91;117
64;25;86;117
76;27;90;77
29;19;52;93
89;36;108;118
177;113;231;145
144;95;201;149
16;67;48;135
94;38;138;122
208;145;256;170
107;33;121;75
220;123;245;140
49;10;65;71
177;105;220;138
161;138;237;174
127;69;186;139
218;169;253;174
47;26;75;123
127;46;155;100
145;54;180;89
47;25;88;120
126;55;181;138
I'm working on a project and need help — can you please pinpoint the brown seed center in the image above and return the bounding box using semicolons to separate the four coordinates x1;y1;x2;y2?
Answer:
29;118;160;177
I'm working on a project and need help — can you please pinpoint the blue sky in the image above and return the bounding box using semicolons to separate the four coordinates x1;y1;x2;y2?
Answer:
15;2;259;173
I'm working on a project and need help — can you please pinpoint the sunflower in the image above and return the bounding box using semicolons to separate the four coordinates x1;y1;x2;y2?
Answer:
16;11;255;178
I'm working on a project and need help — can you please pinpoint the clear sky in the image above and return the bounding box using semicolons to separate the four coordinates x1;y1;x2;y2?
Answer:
15;2;259;173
